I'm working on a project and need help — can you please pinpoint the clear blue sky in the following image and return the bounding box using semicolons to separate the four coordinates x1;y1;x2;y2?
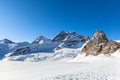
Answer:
0;0;120;42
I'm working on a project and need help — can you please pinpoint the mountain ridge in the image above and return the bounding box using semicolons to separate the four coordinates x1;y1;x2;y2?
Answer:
0;31;88;59
1;30;120;61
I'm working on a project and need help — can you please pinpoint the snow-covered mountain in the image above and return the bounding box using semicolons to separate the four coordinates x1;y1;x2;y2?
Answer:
53;31;89;50
4;48;81;62
32;35;51;44
1;31;120;80
1;31;88;60
0;39;29;59
2;30;120;62
52;31;68;42
57;32;89;48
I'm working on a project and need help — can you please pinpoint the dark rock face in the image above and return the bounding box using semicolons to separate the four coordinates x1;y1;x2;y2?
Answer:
63;32;89;46
81;30;120;56
52;31;89;47
52;31;68;42
10;47;31;56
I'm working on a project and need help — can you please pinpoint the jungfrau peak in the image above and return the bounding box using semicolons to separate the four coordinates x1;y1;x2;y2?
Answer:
81;30;120;56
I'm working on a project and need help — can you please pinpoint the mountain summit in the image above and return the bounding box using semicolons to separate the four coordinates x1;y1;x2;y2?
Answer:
0;39;14;44
82;30;120;56
52;31;89;49
32;36;51;44
52;31;68;42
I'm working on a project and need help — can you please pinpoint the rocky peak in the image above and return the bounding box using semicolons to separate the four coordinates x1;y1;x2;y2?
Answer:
55;31;89;49
32;36;49;44
52;31;68;42
81;30;120;56
93;30;108;43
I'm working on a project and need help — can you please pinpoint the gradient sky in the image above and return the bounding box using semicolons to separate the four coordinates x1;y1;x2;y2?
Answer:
0;0;120;42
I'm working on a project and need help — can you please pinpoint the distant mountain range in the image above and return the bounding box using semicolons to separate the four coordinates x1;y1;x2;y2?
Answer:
1;30;120;61
0;31;89;59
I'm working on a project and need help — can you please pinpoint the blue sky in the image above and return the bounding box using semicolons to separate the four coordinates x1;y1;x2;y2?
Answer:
0;0;120;42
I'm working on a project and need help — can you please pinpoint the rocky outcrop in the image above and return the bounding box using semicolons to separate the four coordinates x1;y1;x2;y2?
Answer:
81;30;120;56
9;47;31;56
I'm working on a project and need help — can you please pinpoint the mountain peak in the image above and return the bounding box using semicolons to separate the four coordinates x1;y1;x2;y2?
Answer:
32;35;48;44
82;30;120;56
0;38;14;44
93;30;108;43
52;31;68;42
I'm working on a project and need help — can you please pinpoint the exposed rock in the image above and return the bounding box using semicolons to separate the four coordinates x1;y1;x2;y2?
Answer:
63;32;89;46
9;47;31;56
81;30;120;56
52;31;68;42
53;31;89;49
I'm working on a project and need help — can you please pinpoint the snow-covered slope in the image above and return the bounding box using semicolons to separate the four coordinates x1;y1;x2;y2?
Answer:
115;40;120;43
1;52;120;80
0;39;29;59
31;36;59;52
3;36;58;57
3;48;81;62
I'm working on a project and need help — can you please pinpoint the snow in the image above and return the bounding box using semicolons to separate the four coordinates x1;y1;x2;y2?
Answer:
1;55;120;80
70;49;120;63
115;40;120;43
0;39;29;59
0;32;88;59
0;49;120;80
3;48;80;62
0;38;120;80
